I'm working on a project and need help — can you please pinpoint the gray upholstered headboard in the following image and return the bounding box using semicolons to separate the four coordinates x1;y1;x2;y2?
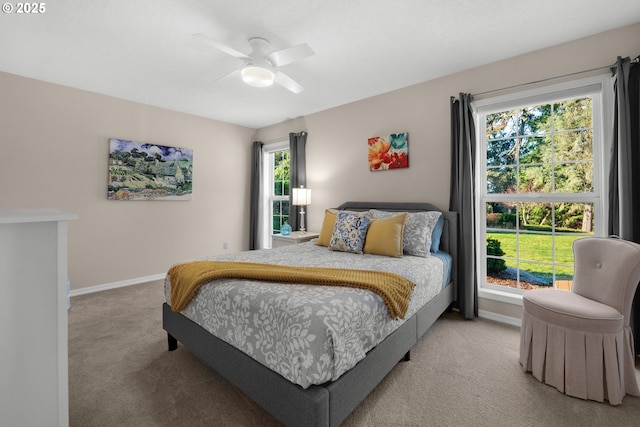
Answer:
336;201;459;288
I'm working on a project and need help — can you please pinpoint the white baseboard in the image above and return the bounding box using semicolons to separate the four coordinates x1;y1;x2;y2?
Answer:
478;309;521;328
70;273;166;297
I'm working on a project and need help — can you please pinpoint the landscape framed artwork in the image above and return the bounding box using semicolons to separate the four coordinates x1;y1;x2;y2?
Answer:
108;138;193;200
368;132;409;171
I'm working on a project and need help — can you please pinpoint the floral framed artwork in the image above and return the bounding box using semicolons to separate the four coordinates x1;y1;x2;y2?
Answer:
108;138;193;200
368;132;409;171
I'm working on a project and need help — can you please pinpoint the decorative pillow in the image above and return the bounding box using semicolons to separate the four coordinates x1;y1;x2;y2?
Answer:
316;209;338;247
329;211;371;254
369;209;442;257
363;213;407;257
430;214;445;252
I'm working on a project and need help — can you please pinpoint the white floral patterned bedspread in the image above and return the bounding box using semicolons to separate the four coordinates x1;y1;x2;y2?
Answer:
164;240;446;389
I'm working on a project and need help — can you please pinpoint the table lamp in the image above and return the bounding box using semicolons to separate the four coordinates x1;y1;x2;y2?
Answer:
291;187;311;234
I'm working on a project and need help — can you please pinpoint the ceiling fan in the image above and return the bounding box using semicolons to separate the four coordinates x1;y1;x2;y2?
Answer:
193;34;314;94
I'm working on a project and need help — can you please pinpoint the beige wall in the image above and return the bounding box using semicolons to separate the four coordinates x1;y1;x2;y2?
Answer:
0;72;256;289
257;23;640;321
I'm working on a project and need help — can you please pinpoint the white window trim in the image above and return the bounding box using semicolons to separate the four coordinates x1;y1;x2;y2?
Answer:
473;75;613;305
261;140;289;248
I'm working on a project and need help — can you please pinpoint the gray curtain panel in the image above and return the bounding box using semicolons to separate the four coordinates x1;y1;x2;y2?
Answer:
449;94;477;319
289;131;308;232
608;56;640;353
249;141;263;250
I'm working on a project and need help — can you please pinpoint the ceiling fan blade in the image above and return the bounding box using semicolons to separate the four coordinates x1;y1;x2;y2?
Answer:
213;68;241;84
274;71;304;94
266;43;314;67
192;33;251;60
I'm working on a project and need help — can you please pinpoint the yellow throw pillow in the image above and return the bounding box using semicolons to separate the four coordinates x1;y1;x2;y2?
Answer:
363;213;407;257
316;209;338;246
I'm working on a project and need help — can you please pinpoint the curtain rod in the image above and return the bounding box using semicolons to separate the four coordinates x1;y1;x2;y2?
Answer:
471;55;640;98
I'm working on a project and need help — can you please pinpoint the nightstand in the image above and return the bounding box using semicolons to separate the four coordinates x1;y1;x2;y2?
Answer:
271;231;320;248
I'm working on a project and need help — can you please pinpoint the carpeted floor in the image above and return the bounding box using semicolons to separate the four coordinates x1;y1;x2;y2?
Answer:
68;280;640;426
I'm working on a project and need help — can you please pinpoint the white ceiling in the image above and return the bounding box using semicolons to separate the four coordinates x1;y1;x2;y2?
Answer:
1;1;639;129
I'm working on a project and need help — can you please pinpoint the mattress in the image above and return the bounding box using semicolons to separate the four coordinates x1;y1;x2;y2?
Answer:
164;240;450;388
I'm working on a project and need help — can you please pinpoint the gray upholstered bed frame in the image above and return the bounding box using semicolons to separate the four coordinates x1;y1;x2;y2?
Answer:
162;201;458;426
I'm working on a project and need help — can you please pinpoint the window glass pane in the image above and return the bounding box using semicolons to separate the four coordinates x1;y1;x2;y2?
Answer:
487;138;516;166
486;110;516;140
272;200;290;233
487;166;516;194
554;130;592;162
486;202;517;230
485;258;509;287
517;260;553;288
273;150;289;196
553;98;592;131
517;231;553;266
518;165;552;193
486;232;515;259
518;202;553;230
521;104;551;136
485;232;512;286
519;136;550;164
553;202;594;233
554;162;593;193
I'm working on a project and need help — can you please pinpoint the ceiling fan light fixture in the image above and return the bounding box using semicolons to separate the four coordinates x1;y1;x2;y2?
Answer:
241;66;275;87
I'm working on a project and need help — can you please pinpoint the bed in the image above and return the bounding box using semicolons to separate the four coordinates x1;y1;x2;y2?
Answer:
162;201;458;426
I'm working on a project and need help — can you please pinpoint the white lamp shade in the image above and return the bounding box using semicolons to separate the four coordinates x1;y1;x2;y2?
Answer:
241;66;275;87
292;188;311;206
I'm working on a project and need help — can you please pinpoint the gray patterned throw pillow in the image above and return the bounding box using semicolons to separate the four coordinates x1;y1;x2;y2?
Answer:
329;211;371;254
369;209;442;257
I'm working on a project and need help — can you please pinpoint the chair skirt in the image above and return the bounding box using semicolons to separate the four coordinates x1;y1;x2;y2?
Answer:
520;308;639;405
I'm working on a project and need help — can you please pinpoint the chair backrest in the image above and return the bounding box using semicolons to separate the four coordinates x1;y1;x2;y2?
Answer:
572;237;640;322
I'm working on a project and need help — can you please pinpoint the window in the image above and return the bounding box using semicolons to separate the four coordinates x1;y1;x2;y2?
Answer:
262;141;290;246
271;149;290;234
475;77;608;297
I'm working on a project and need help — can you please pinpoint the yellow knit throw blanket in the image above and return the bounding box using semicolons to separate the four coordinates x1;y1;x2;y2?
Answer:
168;261;416;319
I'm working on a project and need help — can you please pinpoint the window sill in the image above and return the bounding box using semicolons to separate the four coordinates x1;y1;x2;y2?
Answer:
478;287;523;306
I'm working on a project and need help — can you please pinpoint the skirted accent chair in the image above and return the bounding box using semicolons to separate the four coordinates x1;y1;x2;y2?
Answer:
520;237;640;405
